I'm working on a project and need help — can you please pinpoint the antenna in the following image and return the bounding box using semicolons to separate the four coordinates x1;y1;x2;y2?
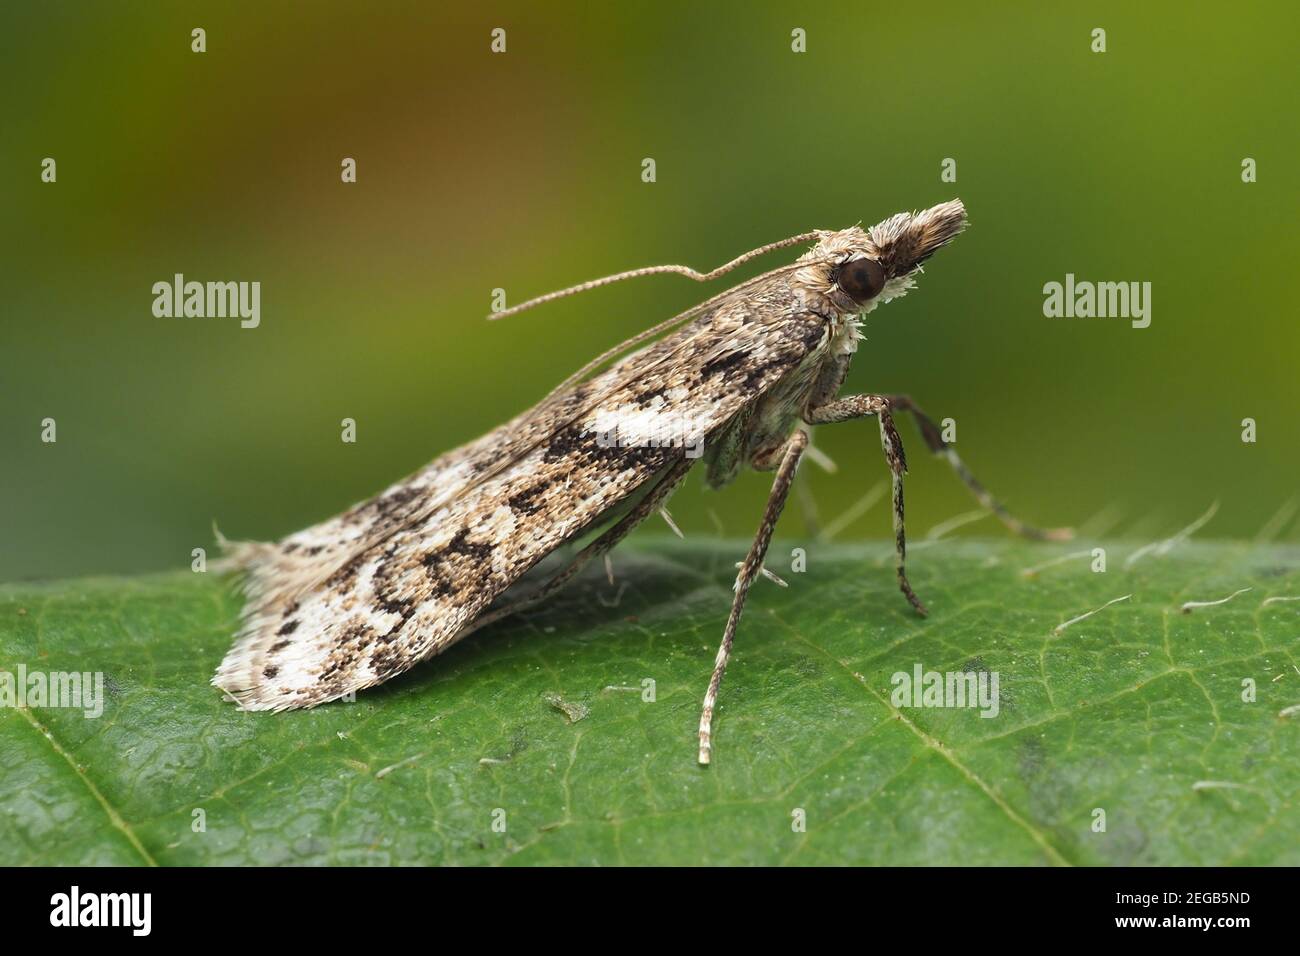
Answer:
487;231;820;320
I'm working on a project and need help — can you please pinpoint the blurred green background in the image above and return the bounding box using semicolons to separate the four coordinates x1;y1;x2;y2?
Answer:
3;1;1297;581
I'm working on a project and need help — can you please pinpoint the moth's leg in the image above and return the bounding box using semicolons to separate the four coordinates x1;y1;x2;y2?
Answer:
805;395;927;616
460;456;696;639
698;429;808;766
877;394;1071;542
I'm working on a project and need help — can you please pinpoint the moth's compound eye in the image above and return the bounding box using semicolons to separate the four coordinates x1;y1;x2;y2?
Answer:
835;258;886;304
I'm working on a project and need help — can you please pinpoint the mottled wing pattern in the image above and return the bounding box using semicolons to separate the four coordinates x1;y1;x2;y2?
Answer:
215;275;830;709
222;267;803;613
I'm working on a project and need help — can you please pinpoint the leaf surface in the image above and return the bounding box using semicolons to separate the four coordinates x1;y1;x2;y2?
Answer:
1;539;1296;865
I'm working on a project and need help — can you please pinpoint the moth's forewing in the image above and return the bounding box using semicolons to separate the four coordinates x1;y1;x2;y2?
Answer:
215;273;832;710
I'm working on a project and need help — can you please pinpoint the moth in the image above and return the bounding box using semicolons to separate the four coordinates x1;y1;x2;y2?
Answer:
214;198;1068;764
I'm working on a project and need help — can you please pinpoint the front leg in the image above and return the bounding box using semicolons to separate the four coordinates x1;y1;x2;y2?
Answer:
805;395;926;615
877;394;1071;541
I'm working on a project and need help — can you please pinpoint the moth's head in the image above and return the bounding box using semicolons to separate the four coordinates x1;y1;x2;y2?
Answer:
804;199;968;315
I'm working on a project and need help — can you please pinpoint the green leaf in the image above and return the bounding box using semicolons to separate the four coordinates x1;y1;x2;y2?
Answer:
2;539;1297;865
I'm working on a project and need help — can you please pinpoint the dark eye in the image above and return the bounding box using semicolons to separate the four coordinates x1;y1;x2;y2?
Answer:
835;258;886;303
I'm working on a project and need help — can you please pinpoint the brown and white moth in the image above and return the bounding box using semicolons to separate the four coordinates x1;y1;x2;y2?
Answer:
214;198;1068;764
